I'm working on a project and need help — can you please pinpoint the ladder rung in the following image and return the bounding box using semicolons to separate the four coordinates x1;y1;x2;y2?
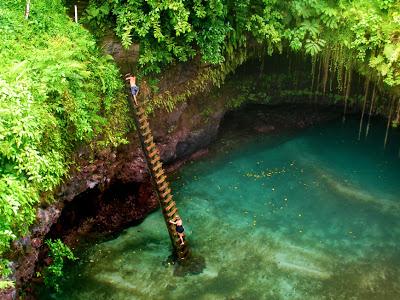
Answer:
152;162;162;172
147;145;156;153
165;201;175;211
146;142;156;152
150;156;160;165
179;245;189;256
148;149;158;158
144;136;153;144
140;122;149;130
142;128;151;137
161;188;171;198
167;207;177;217
155;169;164;179
156;175;166;185
136;112;145;120
158;182;168;192
139;115;147;123
180;248;189;259
182;243;189;252
175;237;186;247
163;194;173;204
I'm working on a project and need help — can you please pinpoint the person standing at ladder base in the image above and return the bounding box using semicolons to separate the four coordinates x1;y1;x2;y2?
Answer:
125;73;139;105
169;216;185;245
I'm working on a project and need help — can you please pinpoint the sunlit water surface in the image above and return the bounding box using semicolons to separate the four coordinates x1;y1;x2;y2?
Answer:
41;117;400;299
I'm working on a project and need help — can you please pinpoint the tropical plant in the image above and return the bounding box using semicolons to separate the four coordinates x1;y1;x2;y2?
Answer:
43;239;76;292
84;0;399;90
0;0;130;276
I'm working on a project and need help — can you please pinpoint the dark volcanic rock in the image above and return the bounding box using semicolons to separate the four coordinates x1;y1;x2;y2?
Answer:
176;124;218;158
0;288;16;300
254;124;275;133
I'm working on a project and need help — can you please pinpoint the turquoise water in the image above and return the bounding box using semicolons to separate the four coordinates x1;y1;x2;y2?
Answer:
42;117;400;299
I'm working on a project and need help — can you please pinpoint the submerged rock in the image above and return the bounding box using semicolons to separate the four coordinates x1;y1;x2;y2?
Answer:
313;166;400;216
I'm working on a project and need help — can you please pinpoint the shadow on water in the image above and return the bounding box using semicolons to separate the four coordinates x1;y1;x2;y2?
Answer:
164;253;206;277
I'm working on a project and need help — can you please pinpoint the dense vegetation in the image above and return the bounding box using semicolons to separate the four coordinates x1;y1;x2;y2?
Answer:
85;0;399;87
0;0;399;289
0;0;129;280
84;0;399;127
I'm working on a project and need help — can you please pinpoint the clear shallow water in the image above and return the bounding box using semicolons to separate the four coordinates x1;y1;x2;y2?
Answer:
41;117;400;299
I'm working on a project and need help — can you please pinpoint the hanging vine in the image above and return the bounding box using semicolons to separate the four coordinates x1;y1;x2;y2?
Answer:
384;97;396;149
358;78;370;140
365;85;377;138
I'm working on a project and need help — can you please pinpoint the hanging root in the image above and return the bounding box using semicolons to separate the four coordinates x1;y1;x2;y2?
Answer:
322;51;330;95
342;67;352;123
314;56;323;102
310;56;316;100
358;78;370;140
395;98;400;157
395;98;400;126
329;47;337;92
384;97;395;149
365;85;377;139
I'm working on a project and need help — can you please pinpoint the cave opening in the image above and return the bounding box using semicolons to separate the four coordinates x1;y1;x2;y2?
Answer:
45;180;156;249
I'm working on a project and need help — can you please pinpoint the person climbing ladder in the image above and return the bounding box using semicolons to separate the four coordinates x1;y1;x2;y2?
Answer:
169;215;185;245
124;72;190;260
125;73;139;105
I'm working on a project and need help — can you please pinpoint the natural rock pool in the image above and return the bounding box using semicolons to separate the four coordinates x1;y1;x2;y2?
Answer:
40;115;400;299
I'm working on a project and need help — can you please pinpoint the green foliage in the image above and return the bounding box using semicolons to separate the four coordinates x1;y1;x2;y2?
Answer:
0;259;11;280
44;239;76;292
0;280;14;290
305;39;326;56
147;48;247;113
84;0;238;74
86;0;399;90
0;0;129;270
149;66;226;112
0;258;13;288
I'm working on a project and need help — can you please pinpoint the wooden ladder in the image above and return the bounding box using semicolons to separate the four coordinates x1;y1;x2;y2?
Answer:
128;94;189;260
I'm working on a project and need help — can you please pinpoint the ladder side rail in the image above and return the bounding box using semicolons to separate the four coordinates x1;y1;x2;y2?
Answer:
126;93;178;251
